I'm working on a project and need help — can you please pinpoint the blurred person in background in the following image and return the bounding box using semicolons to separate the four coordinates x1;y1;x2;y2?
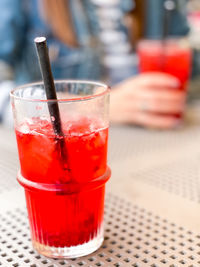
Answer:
187;0;200;78
0;0;190;129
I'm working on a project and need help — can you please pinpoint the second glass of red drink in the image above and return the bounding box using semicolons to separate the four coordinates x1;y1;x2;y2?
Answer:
137;38;192;119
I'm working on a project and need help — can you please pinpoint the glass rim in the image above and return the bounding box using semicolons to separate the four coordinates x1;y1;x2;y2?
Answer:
138;36;189;42
137;37;191;51
137;37;190;46
10;79;110;103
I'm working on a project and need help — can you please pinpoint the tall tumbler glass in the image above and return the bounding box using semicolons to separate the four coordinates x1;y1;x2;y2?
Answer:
10;80;111;259
137;38;192;119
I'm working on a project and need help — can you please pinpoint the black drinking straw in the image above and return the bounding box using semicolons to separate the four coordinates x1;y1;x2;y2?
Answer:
34;37;71;180
161;0;176;69
163;0;176;40
34;37;63;136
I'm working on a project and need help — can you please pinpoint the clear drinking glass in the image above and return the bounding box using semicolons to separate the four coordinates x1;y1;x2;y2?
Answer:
137;38;192;118
10;80;111;258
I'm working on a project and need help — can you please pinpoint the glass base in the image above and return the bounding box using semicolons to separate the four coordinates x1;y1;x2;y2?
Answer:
32;229;104;259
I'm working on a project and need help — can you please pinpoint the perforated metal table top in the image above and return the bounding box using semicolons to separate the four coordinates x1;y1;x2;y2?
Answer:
1;103;200;266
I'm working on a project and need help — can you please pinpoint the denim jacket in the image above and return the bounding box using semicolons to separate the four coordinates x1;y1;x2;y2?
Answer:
0;0;189;83
145;0;189;38
0;0;189;125
0;0;135;85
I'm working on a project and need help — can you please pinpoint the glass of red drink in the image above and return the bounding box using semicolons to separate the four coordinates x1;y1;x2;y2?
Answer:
10;80;111;258
137;38;192;117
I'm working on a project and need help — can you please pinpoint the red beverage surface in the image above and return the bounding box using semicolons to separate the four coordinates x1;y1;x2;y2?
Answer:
16;117;108;184
16;117;109;247
138;40;192;90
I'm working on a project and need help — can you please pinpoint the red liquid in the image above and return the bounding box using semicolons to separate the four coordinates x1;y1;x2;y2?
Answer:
138;40;191;90
16;117;109;248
